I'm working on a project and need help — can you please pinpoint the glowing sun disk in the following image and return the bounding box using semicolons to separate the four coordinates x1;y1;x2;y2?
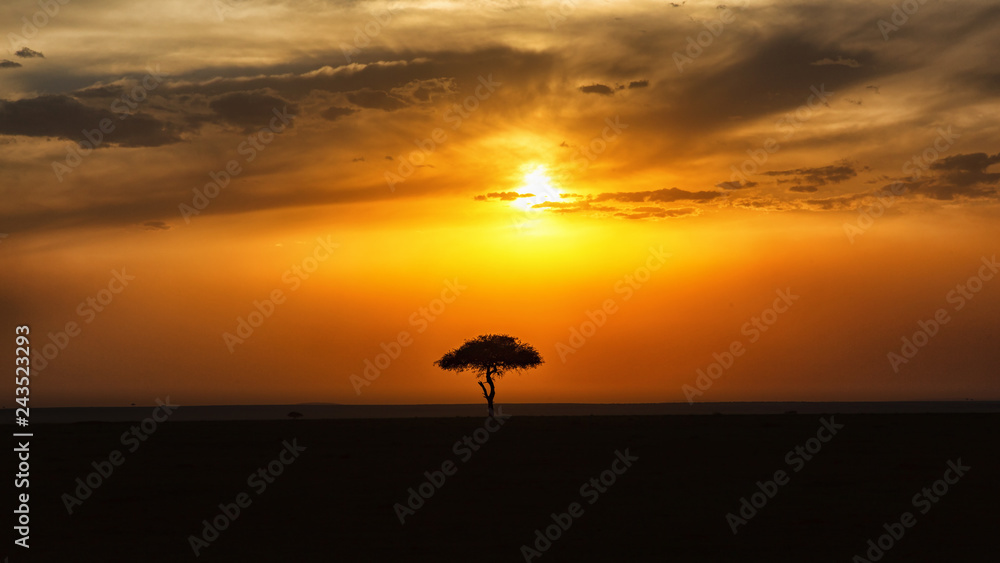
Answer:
513;166;560;211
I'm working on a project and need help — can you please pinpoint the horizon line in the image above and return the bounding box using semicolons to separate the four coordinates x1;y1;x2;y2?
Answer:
8;399;1000;409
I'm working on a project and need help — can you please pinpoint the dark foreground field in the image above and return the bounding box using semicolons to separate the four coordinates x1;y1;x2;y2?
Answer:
10;413;1000;562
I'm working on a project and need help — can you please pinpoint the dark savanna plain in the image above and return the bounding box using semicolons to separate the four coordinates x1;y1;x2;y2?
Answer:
12;407;1000;561
3;0;1000;561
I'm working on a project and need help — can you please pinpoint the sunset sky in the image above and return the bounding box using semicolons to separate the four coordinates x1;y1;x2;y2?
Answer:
2;0;999;407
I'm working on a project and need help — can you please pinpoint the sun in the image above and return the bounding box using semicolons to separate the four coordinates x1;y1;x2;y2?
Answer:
512;165;561;211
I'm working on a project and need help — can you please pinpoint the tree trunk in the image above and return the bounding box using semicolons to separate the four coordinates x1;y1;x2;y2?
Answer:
479;368;497;419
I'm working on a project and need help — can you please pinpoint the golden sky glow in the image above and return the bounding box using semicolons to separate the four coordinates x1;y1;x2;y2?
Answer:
1;0;999;406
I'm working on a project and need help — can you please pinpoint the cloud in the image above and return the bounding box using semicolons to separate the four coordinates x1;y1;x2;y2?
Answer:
642;32;889;133
579;84;614;96
0;95;182;147
142;220;170;230
2;4;1000;234
480;191;534;201
72;85;127;99
15;48;44;58
730;165;999;212
615;207;699;220
919;152;1000;200
393;78;456;103
762;163;857;186
930;152;1000;179
506;196;702;219
0;60;22;69
799;192;885;211
531;200;618;213
663;207;699;217
346;88;409;111
595;187;723;203
716;180;757;190
320;106;356;121
530;201;572;209
728;197;801;212
208;91;299;131
810;56;861;68
156;49;555;104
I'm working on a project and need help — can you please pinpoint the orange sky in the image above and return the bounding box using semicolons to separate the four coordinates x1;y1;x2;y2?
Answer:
2;0;999;406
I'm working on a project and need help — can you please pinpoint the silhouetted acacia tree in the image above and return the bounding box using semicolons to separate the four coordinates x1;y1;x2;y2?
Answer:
434;334;543;417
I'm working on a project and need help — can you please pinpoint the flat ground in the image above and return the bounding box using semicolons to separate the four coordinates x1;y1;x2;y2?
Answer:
14;413;1000;562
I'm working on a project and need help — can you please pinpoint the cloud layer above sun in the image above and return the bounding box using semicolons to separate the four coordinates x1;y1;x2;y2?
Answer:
1;0;998;231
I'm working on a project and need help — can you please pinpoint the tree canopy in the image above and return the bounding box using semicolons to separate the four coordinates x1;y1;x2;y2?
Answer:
434;334;543;379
